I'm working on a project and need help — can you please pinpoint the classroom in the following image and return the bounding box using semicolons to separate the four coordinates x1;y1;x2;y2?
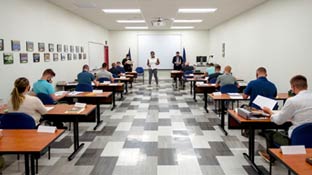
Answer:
0;0;311;175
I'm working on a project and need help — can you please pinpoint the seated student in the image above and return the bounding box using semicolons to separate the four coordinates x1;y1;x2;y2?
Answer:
208;64;222;82
243;67;277;109
77;64;99;86
109;62;121;76
182;62;194;72
216;65;238;87
116;61;125;73
8;77;47;124
97;62;114;82
33;69;66;101
205;63;215;77
259;75;312;162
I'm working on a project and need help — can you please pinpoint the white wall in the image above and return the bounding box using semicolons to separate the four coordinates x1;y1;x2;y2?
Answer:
109;30;210;69
208;0;312;92
0;0;109;100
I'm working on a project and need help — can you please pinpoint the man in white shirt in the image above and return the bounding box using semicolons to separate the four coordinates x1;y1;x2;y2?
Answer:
259;75;312;162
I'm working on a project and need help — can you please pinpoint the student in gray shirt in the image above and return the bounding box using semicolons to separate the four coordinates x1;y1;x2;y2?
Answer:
216;65;238;87
97;62;114;82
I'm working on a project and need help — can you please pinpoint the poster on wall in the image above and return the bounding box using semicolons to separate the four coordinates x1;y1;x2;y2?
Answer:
61;53;66;61
33;53;40;63
20;53;28;63
38;43;45;52
44;53;50;62
57;44;62;52
222;43;225;58
79;53;82;60
11;40;21;51
67;53;72;60
3;53;14;64
64;45;68;52
48;43;54;52
83;53;87;59
80;46;84;53
53;53;59;61
26;41;34;52
70;45;74;53
75;46;79;53
0;39;3;51
73;53;77;60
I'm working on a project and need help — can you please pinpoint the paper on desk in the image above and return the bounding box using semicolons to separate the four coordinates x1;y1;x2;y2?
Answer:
74;102;86;108
37;125;56;133
230;96;243;99
212;92;222;96
45;106;54;111
281;145;306;155
68;91;83;96
55;91;66;96
93;90;103;94
101;81;111;85
252;95;277;110
228;93;241;96
196;82;204;85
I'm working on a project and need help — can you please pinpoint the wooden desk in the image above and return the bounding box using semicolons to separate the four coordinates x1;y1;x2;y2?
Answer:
126;71;137;78
268;148;312;175
62;92;112;130
42;104;96;161
170;71;183;88
114;77;130;93
186;78;207;95
209;93;288;135
228;110;291;174
0;129;64;175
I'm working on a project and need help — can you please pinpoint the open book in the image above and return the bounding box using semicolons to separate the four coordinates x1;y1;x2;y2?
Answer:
65;102;86;114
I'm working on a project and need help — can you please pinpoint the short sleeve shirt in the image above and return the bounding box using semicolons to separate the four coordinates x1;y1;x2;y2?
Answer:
77;71;95;85
33;80;55;95
216;73;237;87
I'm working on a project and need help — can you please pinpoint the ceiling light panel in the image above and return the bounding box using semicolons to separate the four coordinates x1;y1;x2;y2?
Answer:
173;19;203;23
171;26;194;29
178;8;217;13
125;26;148;29
117;20;145;23
102;9;141;14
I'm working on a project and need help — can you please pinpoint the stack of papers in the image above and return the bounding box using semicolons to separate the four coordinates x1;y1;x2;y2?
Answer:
37;126;56;133
68;91;83;96
65;102;86;114
228;93;243;99
252;95;277;110
93;90;103;94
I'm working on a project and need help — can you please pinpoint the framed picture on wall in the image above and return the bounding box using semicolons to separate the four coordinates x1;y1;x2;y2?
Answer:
38;43;45;52
79;53;82;60
26;41;34;52
61;53;66;61
80;46;84;53
0;39;4;51
53;53;59;61
44;53;50;62
48;43;54;52
67;53;72;60
11;40;21;51
222;43;225;58
33;53;40;63
20;53;28;63
70;45;74;53
57;44;62;52
64;45;68;52
73;53;77;60
3;53;14;64
83;53;87;59
75;46;79;53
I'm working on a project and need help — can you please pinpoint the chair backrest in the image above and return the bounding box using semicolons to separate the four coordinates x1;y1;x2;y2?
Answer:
98;77;111;83
112;74;118;78
291;123;312;148
75;83;93;92
209;78;217;84
117;66;125;73
220;84;238;93
183;70;193;75
135;67;144;74
37;93;56;105
0;112;36;129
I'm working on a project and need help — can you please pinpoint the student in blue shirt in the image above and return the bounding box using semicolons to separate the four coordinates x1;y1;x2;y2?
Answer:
243;67;277;109
33;69;66;101
77;64;99;86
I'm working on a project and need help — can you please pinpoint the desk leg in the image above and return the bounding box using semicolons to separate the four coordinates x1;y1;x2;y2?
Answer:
190;81;192;94
111;91;116;111
30;154;35;175
218;100;228;136
243;127;263;174
24;154;30;175
193;85;197;102
94;103;103;130
204;92;209;113
68;120;84;161
125;82;128;94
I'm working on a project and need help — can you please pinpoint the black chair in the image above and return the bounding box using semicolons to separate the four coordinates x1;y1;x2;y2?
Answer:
37;93;56;105
75;83;93;92
0;112;50;173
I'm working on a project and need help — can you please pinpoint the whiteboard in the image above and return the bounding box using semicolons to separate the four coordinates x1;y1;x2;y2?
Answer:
88;42;104;70
138;34;181;69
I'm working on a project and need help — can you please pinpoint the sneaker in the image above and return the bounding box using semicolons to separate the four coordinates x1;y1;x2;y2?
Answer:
258;150;270;163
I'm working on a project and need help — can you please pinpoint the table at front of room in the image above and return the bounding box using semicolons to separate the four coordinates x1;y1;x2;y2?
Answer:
268;148;312;175
227;110;291;175
114;77;131;94
186;77;207;95
0;129;64;175
170;70;183;88
61;91;112;130
42;104;96;161
208;93;289;136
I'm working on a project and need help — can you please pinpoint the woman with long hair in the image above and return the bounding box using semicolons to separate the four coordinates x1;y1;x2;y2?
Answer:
8;77;47;123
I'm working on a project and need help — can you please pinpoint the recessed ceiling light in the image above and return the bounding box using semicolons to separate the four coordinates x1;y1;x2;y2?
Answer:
171;26;194;29
178;8;217;13
125;26;148;29
117;20;145;23
173;19;203;23
102;9;141;14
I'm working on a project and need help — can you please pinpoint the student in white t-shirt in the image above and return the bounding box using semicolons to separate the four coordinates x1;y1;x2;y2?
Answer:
147;51;160;86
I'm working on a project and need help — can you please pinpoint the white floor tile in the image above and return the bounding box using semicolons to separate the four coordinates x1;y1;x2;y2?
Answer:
116;122;132;131
101;141;125;157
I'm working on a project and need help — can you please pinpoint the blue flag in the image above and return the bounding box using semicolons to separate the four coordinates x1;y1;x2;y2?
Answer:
182;47;186;63
128;48;131;59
